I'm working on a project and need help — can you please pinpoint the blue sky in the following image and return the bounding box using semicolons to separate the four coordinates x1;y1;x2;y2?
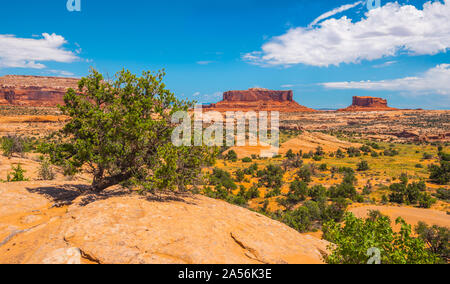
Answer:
1;0;449;109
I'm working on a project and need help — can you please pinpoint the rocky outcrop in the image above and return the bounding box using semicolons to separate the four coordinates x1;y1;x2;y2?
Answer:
339;96;397;112
0;182;329;264
0;75;79;107
205;88;316;112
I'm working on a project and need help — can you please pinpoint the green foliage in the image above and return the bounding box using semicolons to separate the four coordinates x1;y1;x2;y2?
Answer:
429;154;449;185
360;145;372;153
335;149;345;158
323;212;440;264
329;171;358;201
6;164;29;182
318;163;328;171
257;164;284;189
285;149;295;159
243;163;258;176
241;157;252;163
418;193;436;209
210;168;237;191
38;156;56;181
296;166;312;183
285;180;309;205
1;135;34;157
39;69;214;193
384;148;400;157
281;207;312;233
357;160;370;171
282;156;303;170
433;188;450;201
415;222;449;263
315;146;325;156
309;185;327;202
347;147;361;158
234;169;245;182
389;178;434;207
225;150;238;162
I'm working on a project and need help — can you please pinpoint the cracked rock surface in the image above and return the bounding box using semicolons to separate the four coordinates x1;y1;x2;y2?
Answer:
0;182;328;264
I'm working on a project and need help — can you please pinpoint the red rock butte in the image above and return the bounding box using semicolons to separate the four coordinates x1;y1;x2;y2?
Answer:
0;75;79;107
338;96;398;112
204;88;316;112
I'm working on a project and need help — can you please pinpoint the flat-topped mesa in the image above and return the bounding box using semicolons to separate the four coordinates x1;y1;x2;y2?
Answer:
223;88;294;102
0;75;79;107
339;96;398;112
205;88;316;112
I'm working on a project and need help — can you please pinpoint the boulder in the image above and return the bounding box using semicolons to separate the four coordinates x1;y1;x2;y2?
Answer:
0;184;329;264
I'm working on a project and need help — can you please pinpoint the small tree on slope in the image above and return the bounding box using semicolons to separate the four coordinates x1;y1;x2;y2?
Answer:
40;69;214;193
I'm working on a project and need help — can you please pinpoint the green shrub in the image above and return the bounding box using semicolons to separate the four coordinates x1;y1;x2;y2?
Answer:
429;158;449;185
257;165;284;189
285;149;295;159
297;166;312;183
415;222;449;263
323;213;440;264
285;180;309;204
357;160;370;171
38;157;56;181
210;168;237;191
225;150;238;162
433;188;450;201
234;169;245;182
0;135;33;157
7;164;29;182
241;157;252;163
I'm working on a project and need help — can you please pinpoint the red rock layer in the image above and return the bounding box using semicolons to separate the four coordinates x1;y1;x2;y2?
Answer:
338;96;397;112
204;88;316;112
0;75;79;107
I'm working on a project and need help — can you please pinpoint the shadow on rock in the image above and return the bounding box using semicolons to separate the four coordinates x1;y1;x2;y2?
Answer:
26;184;198;207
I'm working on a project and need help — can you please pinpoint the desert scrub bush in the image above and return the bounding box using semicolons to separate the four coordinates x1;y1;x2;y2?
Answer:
415;222;449;263
224;150;238;162
241;157;252;163
433;188;450;201
209;168;237;192
429;152;450;185
0;135;33;157
257;164;284;189
6;164;29;182
323;212;440;264
357;160;370;171
38;156;55;181
39;69;214;193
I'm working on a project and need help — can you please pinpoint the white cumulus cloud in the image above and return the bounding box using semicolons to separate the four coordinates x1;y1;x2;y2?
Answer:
244;0;450;67
0;33;78;69
321;64;450;96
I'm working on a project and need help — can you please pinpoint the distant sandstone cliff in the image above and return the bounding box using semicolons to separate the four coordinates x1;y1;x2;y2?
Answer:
339;96;397;112
0;75;79;107
205;88;316;112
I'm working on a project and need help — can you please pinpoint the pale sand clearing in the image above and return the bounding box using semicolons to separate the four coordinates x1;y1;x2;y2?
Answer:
350;205;450;229
226;131;361;158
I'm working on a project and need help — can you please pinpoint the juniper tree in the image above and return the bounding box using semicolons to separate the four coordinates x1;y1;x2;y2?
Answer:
40;69;214;192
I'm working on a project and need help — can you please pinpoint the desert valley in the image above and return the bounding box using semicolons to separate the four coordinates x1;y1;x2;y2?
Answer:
0;75;448;264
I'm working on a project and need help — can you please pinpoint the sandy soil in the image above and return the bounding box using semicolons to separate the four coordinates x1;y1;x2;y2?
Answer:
350;205;450;229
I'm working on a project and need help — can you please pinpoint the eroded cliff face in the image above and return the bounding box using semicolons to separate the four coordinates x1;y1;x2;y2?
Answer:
339;96;397;111
0;75;79;107
205;88;316;112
